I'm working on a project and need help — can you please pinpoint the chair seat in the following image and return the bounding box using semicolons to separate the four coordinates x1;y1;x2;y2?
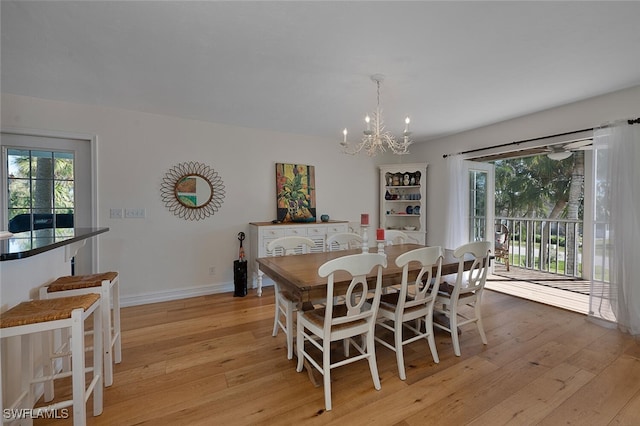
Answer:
304;304;367;330
0;294;100;328
47;271;119;292
378;293;426;315
437;282;476;301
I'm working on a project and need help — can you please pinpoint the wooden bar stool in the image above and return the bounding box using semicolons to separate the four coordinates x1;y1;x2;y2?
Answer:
0;294;103;426
39;272;121;387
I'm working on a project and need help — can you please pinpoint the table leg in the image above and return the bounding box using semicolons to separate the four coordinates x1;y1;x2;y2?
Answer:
257;269;263;297
305;360;322;388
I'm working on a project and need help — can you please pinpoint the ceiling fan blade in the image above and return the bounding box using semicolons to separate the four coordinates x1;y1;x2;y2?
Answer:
564;139;592;150
547;151;573;161
575;145;593;151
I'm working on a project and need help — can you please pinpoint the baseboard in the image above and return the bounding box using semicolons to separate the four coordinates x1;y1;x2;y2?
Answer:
120;281;235;307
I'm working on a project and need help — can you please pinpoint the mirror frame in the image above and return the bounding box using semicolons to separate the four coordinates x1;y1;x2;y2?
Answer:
160;161;225;221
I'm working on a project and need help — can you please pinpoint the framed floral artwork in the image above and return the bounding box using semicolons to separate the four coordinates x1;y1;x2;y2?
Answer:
275;163;316;222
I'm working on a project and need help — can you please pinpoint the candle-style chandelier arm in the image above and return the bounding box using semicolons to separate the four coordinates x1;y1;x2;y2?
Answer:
340;74;412;156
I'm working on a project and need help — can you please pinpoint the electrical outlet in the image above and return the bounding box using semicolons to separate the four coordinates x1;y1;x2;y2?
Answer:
208;266;216;276
124;208;146;218
109;208;123;219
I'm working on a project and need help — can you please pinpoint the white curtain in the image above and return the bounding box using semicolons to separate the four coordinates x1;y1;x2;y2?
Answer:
444;155;468;250
591;120;640;335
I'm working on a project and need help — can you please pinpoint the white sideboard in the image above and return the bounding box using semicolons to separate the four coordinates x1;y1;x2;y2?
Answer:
249;221;349;296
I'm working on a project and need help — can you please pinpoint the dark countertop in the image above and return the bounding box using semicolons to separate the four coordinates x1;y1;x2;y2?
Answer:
0;227;109;261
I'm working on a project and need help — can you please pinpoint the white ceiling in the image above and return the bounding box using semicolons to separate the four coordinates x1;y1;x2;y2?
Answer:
2;1;640;143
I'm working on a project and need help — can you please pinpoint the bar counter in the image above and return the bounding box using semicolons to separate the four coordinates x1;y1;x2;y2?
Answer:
1;227;108;261
1;227;109;313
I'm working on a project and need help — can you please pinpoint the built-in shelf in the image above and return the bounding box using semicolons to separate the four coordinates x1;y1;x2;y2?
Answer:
379;163;428;245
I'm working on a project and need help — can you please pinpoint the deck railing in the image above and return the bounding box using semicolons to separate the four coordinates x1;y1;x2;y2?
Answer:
494;216;585;278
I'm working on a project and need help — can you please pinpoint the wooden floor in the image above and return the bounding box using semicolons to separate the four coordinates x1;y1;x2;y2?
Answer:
35;287;640;426
486;264;592;315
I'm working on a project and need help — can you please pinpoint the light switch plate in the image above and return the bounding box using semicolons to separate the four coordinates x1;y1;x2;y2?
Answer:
109;208;123;219
124;208;146;219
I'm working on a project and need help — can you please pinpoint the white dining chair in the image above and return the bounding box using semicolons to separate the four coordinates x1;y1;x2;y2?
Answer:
375;246;443;380
296;252;387;411
325;232;363;251
385;230;409;245
326;232;365;306
267;236;317;360
434;240;491;356
381;229;412;294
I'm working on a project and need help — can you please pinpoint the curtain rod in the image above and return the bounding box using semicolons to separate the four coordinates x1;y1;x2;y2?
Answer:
442;127;593;159
442;116;640;159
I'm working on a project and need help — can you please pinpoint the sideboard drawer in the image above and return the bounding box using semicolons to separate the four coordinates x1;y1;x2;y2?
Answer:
262;228;285;239
307;226;326;237
285;227;308;237
327;224;348;234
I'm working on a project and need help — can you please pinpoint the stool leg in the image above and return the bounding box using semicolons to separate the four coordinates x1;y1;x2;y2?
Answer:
92;303;103;416
112;276;122;364
41;330;55;402
23;335;34;426
71;311;87;426
60;327;71;372
101;282;113;387
0;342;3;422
0;341;4;425
38;286;54;402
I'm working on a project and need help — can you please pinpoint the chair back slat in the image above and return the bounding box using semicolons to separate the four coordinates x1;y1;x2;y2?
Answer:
318;253;387;332
453;241;491;295
326;232;363;251
385;230;408;245
395;246;443;310
267;236;316;257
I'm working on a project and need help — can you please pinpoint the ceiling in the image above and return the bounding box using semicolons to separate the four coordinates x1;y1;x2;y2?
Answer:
2;1;640;144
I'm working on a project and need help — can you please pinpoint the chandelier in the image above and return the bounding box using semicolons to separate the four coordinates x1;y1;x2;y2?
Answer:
341;74;412;156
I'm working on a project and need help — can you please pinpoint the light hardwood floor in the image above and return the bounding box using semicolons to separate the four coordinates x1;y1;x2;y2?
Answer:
35;287;640;425
486;265;591;315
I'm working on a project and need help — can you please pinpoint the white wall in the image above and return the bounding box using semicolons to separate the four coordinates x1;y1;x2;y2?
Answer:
1;93;377;305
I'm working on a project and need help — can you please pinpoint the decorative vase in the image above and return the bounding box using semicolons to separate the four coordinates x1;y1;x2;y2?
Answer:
320;214;330;222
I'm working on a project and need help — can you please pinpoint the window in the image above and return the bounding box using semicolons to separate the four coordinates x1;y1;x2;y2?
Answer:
2;131;94;275
6;148;75;235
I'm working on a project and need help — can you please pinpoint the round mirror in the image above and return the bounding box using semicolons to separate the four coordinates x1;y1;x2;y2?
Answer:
175;174;213;208
160;162;225;221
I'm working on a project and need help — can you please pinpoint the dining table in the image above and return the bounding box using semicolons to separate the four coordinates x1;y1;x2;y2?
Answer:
256;243;479;311
257;243;485;387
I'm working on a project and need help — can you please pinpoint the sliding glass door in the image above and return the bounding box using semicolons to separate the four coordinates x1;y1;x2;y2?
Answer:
466;160;495;245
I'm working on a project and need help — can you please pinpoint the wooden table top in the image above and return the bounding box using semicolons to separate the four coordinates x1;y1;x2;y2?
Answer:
256;244;475;306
